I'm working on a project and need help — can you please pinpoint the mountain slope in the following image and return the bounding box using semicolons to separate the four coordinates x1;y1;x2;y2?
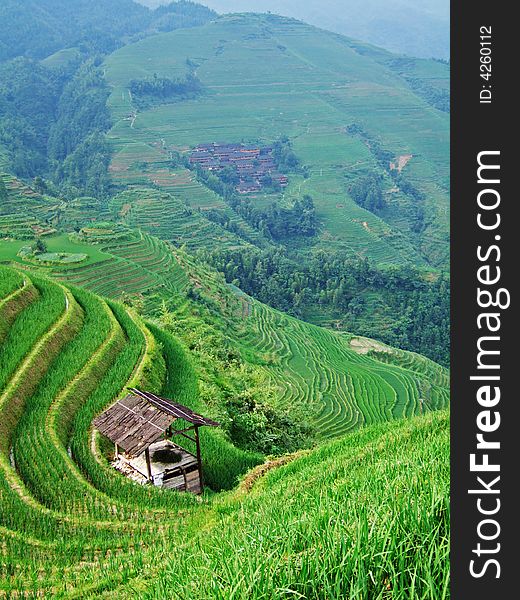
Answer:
0;267;448;596
0;199;449;442
139;0;449;60
0;0;216;61
105;13;449;269
143;410;449;599
0;269;449;596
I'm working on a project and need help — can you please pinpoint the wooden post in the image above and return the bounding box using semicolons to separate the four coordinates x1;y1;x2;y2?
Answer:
194;426;203;492
114;443;119;459
145;447;153;483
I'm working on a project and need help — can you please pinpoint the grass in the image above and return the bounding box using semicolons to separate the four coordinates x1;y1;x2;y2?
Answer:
0;14;450;595
0;264;24;300
0;265;449;597
144;411;449;600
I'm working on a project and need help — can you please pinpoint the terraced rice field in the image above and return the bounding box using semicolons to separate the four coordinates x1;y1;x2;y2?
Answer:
0;265;259;596
50;230;190;300
17;227;450;440
109;163;268;250
0;174;60;243
0;263;449;597
1;215;449;442
236;298;449;438
104;13;449;268
110;187;261;251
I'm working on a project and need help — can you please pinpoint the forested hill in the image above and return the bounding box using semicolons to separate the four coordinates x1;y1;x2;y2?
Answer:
0;1;215;188
0;0;216;61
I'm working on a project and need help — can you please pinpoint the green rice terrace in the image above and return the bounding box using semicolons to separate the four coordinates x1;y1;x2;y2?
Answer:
105;13;449;268
0;263;449;597
0;215;449;440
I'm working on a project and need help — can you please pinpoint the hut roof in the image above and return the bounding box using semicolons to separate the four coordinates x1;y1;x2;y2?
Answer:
93;388;219;458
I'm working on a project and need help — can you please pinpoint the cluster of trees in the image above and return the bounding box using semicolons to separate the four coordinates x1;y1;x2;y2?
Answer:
225;392;314;455
0;58;67;178
0;178;8;202
272;136;300;172
0;44;111;195
350;173;386;212
49;61;111;161
193;163;317;241
49;61;113;198
200;247;450;366
129;73;203;108
152;2;217;33
406;78;450;113
54;132;112;199
387;58;450;113
0;57;111;198
204;197;318;243
227;195;318;241
0;0;216;62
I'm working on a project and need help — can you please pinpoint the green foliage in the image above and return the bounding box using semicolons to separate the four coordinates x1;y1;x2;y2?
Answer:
387;57;450;113
34;238;48;254
0;1;216;195
155;298;314;457
129;72;203;108
350;172;386;212
48;61;112;162
7;222;447;440
0;177;7;202
0;55;111;196
272;136;300;173
150;324;262;490
226;391;315;455
204;247;450;366
152;1;218;32
55;131;112;199
0;0;216;62
146;411;450;600
0;8;451;595
0;58;66;177
103;14;448;267
0;266;449;595
231;195;318;240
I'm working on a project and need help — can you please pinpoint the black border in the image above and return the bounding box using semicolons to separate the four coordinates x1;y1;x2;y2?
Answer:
451;2;515;597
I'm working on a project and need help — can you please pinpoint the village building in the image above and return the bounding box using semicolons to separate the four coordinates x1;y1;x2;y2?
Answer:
189;142;289;194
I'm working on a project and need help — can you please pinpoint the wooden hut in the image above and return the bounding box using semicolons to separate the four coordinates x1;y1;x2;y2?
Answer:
93;388;219;494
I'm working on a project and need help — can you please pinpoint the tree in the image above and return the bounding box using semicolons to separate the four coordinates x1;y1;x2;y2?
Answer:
35;237;47;254
350;172;387;213
0;178;8;202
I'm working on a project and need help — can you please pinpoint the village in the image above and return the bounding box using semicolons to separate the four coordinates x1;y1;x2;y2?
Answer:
189;142;289;194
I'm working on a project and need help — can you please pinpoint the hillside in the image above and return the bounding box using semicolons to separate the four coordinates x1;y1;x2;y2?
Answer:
0;6;450;365
0;3;450;597
139;0;449;60
0;193;449;443
0;265;449;594
0;0;216;61
105;13;449;269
